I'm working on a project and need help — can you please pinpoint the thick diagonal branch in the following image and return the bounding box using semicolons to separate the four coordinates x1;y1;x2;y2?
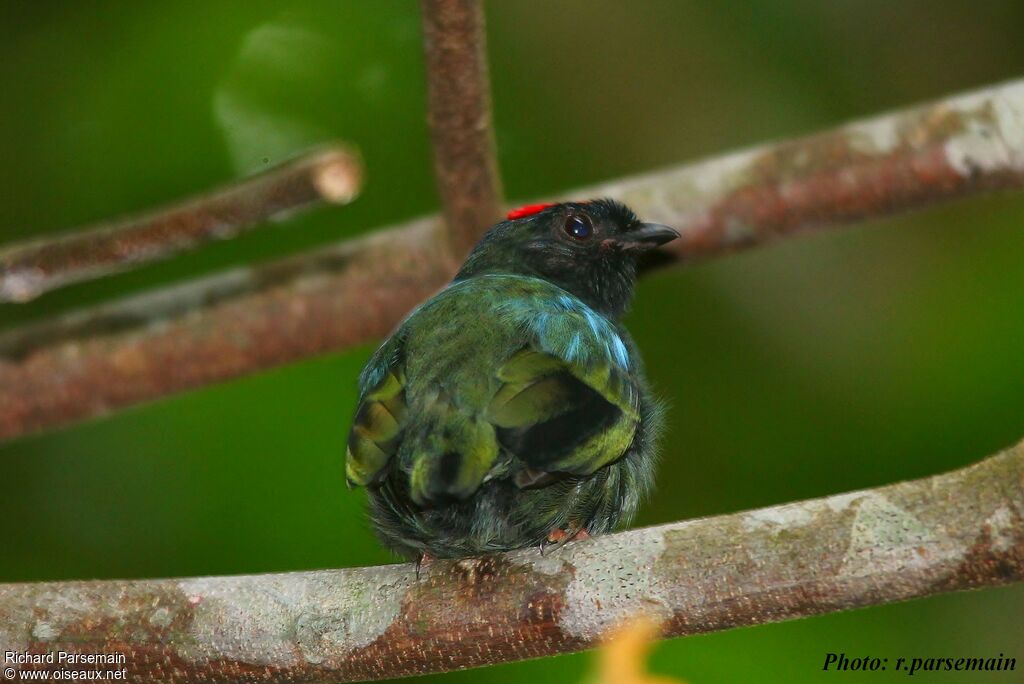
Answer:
421;0;504;257
2;79;1024;441
0;145;363;303
1;439;1021;682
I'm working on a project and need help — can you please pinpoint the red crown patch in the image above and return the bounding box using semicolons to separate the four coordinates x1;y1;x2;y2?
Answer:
506;203;556;220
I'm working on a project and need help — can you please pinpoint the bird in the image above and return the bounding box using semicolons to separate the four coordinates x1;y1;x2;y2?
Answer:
344;198;677;561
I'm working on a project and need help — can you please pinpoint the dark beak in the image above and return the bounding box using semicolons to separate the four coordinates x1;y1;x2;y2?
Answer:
614;223;680;251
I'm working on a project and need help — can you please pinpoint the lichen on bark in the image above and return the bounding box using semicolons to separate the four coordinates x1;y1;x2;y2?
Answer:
1;439;1020;683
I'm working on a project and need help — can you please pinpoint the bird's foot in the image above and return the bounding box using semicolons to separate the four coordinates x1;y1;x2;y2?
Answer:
415;552;434;580
547;527;591;544
540;527;591;555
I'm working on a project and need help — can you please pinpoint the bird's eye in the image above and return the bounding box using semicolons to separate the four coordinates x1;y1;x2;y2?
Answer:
563;215;592;240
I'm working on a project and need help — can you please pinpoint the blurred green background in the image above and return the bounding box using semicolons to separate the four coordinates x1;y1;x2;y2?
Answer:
2;1;1023;681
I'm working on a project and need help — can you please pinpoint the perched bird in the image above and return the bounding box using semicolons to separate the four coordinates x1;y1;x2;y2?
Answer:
345;199;677;560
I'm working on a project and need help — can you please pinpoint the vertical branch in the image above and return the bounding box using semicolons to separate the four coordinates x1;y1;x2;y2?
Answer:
421;0;505;258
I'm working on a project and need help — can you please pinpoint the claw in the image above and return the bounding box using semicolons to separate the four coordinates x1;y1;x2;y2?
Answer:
415;552;434;580
541;526;591;554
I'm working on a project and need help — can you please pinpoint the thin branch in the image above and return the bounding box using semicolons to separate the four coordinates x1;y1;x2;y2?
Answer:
0;217;453;442
0;145;363;303
2;79;1024;441
2;438;1021;682
421;0;505;258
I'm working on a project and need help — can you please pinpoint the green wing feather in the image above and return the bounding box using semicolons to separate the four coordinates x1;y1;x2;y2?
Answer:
488;339;639;480
345;338;407;488
345;276;640;504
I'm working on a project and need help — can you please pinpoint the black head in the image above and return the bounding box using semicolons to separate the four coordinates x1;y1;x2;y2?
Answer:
455;199;679;319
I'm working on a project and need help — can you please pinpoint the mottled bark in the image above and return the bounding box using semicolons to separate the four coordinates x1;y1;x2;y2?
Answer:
2;439;1021;682
421;0;505;258
0;145;362;303
2;79;1024;441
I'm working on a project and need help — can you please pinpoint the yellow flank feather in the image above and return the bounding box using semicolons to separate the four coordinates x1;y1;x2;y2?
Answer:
495;348;565;382
345;370;408;486
488;375;573;427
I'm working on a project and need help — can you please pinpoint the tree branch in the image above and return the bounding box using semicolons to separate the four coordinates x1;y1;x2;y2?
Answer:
2;438;1021;682
2;79;1024;441
421;0;504;258
0;145;363;303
